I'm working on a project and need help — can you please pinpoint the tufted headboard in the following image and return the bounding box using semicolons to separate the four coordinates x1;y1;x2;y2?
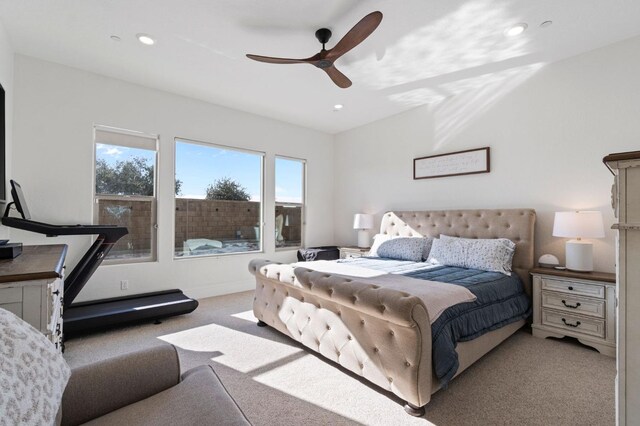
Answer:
379;209;536;297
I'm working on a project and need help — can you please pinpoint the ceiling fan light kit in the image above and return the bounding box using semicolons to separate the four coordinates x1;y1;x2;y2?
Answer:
246;11;383;88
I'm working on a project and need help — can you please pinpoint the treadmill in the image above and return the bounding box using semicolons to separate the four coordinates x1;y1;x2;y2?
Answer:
2;180;199;337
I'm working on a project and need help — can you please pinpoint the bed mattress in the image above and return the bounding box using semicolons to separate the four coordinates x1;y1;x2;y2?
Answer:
340;257;532;386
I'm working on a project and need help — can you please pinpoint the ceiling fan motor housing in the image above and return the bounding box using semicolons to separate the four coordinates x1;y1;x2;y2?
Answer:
315;28;332;45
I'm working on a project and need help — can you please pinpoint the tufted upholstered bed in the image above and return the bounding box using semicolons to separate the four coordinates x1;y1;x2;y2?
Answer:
249;209;536;416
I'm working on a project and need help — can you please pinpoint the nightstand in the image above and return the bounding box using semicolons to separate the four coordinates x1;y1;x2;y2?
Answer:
339;246;370;259
531;267;616;357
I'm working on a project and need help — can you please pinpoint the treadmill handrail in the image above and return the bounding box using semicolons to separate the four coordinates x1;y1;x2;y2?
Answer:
1;217;128;238
1;216;128;307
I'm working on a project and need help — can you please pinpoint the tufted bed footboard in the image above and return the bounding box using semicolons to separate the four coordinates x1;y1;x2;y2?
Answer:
249;259;434;412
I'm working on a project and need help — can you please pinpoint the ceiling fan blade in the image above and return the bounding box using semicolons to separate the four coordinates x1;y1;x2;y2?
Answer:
246;54;311;64
323;66;352;88
326;11;383;61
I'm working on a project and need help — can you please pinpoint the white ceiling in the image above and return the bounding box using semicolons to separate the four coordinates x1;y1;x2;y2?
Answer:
1;0;640;134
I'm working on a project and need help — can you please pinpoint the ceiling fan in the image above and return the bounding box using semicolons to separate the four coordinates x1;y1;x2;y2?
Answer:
246;11;383;89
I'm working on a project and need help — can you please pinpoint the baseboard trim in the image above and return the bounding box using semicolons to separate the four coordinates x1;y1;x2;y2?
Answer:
185;278;255;300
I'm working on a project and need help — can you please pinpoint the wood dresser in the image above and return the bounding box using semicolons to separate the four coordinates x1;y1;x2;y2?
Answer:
604;150;640;425
0;244;67;352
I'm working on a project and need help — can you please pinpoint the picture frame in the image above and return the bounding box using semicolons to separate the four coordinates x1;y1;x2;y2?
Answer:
413;147;490;180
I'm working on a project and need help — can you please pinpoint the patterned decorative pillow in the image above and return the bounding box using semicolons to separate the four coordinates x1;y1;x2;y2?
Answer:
377;237;426;262
427;235;516;275
0;308;71;426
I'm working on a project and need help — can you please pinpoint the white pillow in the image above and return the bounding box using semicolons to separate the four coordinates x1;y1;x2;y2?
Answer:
0;308;71;425
427;235;516;275
422;237;435;261
368;234;391;257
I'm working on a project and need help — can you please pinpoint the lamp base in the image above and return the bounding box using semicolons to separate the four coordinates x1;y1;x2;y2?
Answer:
565;240;593;272
357;230;370;248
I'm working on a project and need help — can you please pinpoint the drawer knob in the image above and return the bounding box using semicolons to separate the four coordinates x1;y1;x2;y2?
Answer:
567;286;574;291
562;318;581;328
52;290;60;296
561;300;581;309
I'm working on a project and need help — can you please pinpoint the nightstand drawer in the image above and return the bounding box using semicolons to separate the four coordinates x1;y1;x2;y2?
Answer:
339;247;369;259
343;252;363;259
541;277;605;299
542;309;605;338
542;291;605;318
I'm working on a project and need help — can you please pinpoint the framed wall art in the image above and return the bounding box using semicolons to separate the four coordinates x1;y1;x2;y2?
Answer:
413;147;490;180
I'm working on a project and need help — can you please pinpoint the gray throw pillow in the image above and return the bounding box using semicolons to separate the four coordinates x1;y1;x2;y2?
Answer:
377;237;426;262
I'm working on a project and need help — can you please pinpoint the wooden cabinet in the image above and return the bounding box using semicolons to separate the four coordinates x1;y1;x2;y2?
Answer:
0;245;67;352
604;151;640;425
531;268;616;357
339;246;369;259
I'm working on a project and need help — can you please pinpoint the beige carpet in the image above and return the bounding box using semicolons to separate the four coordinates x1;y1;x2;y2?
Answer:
64;291;615;426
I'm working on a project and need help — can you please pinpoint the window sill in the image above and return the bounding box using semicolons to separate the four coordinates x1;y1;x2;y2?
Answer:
275;246;301;252
173;249;264;261
101;258;158;266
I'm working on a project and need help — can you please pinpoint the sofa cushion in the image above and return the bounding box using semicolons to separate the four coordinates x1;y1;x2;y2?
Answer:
83;365;250;426
62;344;181;426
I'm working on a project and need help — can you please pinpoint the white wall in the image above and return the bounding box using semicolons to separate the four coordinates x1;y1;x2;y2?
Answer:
10;55;334;301
334;36;640;274
0;20;13;239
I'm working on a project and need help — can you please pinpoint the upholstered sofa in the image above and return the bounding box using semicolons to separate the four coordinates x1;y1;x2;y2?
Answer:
60;345;251;426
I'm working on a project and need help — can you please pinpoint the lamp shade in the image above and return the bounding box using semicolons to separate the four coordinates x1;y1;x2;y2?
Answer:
552;211;605;239
353;213;374;230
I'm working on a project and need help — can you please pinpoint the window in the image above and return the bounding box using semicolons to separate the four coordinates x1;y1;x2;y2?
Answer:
174;139;263;257
94;126;158;262
275;156;305;249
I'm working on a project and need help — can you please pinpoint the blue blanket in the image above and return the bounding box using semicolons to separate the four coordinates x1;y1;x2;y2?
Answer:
339;258;531;386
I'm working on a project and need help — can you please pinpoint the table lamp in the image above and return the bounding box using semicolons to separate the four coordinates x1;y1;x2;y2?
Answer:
552;211;605;272
353;213;374;248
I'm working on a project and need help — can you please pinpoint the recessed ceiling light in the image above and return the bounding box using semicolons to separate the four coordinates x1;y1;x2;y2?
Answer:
504;23;528;37
333;104;344;111
540;20;553;28
110;35;121;42
136;33;155;45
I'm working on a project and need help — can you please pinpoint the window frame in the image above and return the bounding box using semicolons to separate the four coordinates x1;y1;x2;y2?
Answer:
92;125;159;265
173;137;265;260
274;155;306;252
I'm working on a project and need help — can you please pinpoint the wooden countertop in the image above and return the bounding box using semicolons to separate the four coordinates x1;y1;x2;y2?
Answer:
603;151;640;163
530;267;616;284
0;244;68;283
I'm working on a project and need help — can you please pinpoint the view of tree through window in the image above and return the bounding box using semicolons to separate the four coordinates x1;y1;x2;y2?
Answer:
174;139;263;257
205;177;251;201
94;128;158;262
275;157;305;249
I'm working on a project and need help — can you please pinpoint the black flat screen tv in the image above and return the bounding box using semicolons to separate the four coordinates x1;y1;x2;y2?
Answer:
10;180;30;220
0;83;5;202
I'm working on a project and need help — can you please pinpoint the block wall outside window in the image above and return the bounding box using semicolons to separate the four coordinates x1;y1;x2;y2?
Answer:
275;156;305;249
93;126;158;263
174;139;263;257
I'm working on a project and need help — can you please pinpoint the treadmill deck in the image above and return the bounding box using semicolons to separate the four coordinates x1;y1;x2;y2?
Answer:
64;289;199;335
